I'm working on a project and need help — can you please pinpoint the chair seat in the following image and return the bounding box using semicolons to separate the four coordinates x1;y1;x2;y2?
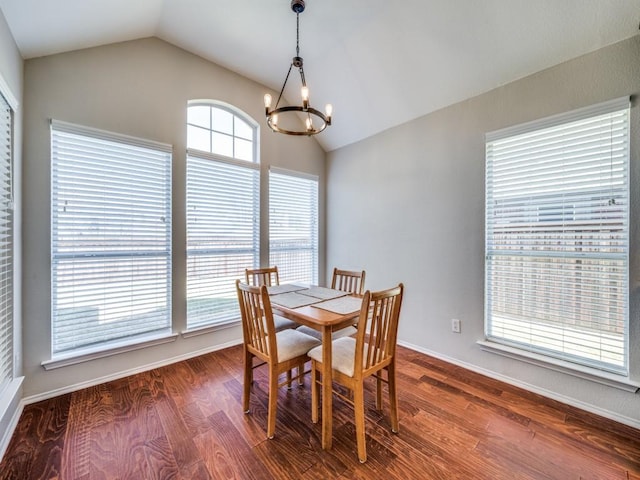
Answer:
308;336;357;377
295;325;356;341
274;314;298;332
276;329;321;362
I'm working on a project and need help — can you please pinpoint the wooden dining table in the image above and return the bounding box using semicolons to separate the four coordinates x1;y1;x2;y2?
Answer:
268;288;361;450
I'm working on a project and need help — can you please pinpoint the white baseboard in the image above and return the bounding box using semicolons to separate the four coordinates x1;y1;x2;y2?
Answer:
398;340;640;430
22;339;243;406
0;377;25;462
0;401;23;462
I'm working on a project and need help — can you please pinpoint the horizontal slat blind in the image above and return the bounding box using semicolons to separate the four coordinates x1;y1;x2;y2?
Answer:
186;152;259;328
0;91;13;394
485;99;629;374
51;121;172;356
269;168;318;285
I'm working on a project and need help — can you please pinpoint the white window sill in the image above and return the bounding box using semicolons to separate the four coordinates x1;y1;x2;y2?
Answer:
477;340;640;393
181;319;241;339
42;331;179;370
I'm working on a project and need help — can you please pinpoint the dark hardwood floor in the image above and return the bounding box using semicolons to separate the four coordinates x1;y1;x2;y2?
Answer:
1;345;639;479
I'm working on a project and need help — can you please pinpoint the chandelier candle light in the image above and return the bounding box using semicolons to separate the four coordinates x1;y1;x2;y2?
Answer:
264;0;332;136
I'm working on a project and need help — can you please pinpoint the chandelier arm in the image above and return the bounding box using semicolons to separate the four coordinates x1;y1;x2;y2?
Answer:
299;66;306;88
274;63;294;110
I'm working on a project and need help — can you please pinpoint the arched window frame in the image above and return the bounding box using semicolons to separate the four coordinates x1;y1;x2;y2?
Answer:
186;100;259;163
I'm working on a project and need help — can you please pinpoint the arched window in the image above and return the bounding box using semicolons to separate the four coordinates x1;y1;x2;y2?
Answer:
187;102;257;162
186;102;260;330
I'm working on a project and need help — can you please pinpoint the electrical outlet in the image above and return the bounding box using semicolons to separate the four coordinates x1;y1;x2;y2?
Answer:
451;318;461;333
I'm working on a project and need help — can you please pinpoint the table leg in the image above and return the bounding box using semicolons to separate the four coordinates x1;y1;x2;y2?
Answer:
321;325;333;449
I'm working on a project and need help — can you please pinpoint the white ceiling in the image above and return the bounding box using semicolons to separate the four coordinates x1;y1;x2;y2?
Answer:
0;0;638;152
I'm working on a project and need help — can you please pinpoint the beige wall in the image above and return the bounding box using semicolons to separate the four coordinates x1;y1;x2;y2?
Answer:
327;35;640;426
21;37;326;397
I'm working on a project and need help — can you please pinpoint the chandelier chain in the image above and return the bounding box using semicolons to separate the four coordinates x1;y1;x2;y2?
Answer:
296;13;300;58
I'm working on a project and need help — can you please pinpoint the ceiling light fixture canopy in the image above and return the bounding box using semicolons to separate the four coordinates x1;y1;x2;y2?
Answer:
264;0;332;136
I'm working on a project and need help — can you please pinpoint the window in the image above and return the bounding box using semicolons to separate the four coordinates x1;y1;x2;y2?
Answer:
51;121;172;358
269;168;318;284
0;89;14;395
484;98;630;375
186;103;259;329
187;103;255;161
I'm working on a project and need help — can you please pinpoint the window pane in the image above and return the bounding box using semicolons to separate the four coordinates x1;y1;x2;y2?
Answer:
188;105;211;129
212;108;233;135
269;170;318;285
51;122;172;356
484;100;629;374
188;104;255;163
212;131;233;158
187;125;211;152
234;138;253;162
235;118;253;140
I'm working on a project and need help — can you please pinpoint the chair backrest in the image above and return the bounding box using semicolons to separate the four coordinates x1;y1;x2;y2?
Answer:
236;280;278;362
331;267;366;295
245;266;280;287
354;283;404;377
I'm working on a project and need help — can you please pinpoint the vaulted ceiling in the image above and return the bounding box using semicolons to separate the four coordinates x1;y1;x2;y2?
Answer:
1;0;638;151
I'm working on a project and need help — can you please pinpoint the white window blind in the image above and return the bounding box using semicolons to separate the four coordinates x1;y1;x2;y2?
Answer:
0;91;13;394
186;153;259;328
269;168;318;285
485;98;630;375
186;102;259;330
51;121;172;356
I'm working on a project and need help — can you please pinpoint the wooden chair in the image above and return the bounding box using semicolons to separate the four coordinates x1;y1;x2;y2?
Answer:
308;283;404;463
245;266;279;287
236;280;321;439
245;266;297;331
331;267;366;295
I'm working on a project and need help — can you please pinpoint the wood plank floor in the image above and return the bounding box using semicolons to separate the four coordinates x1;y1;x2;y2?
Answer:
1;345;639;479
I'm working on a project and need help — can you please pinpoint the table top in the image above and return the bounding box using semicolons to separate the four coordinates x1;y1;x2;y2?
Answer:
269;287;361;331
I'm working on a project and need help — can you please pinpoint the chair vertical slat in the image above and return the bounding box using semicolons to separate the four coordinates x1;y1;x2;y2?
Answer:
245;266;280;287
331;268;366;295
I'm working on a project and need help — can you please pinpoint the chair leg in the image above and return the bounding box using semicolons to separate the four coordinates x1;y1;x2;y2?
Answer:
243;349;252;413
376;374;383;410
286;369;293;390
298;362;305;386
266;366;279;439
311;360;319;424
388;365;399;434
354;382;367;463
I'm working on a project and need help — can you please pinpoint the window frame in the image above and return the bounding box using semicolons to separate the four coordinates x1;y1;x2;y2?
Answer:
482;97;632;384
186;101;258;163
0;78;16;397
185;102;260;332
46;120;175;368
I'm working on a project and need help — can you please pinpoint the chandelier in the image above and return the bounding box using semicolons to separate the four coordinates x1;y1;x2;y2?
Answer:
263;0;332;136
